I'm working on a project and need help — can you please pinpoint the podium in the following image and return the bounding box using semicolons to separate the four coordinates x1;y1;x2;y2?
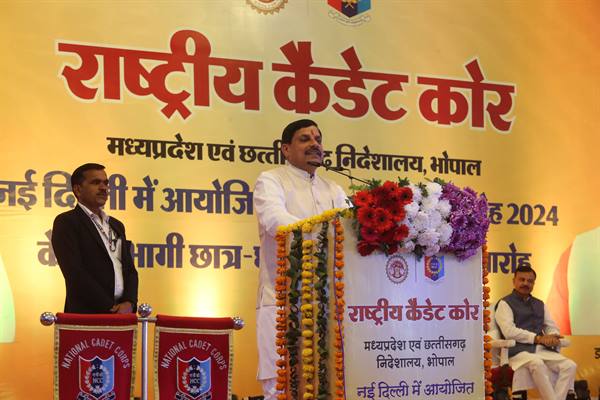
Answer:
274;212;490;400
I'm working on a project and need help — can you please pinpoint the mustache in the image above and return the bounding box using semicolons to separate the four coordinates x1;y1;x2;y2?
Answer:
305;147;322;156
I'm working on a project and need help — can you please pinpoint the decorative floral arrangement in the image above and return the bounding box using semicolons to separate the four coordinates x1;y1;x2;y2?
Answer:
350;178;489;260
275;209;348;400
402;180;453;258
352;180;413;256
441;182;490;261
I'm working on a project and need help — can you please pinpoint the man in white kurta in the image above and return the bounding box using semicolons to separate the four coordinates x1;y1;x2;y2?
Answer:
254;119;347;399
495;266;577;400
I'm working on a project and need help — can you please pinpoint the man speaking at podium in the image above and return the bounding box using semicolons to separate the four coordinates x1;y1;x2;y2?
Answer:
52;163;138;314
253;120;347;399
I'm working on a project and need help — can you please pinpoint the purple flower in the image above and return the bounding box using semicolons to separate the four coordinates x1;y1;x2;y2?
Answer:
441;183;490;261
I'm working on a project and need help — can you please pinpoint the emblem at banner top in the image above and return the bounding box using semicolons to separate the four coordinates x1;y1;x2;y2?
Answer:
385;254;409;285
246;0;288;14
177;357;212;400
328;0;372;26
78;356;115;400
424;255;445;283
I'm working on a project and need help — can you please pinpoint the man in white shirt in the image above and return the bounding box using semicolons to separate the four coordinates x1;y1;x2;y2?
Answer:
253;120;347;399
52;163;138;314
495;266;576;400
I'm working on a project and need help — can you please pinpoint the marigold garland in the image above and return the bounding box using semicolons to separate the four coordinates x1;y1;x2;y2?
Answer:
482;242;493;400
275;230;288;399
301;235;316;399
286;229;304;399
314;222;330;399
332;218;346;400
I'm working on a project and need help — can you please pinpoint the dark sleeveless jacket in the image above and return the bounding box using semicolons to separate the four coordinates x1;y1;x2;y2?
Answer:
499;290;545;358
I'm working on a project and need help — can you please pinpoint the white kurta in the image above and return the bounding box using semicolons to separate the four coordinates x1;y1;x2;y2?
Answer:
495;299;567;370
495;298;577;399
254;163;347;379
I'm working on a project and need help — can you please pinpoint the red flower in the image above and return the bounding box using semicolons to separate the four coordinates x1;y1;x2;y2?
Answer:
382;181;400;197
360;225;380;243
357;206;377;227
380;227;396;244
388;204;406;222
353;190;374;208
394;224;410;241
387;243;399;255
374;208;394;232
398;187;413;204
357;240;378;256
370;186;389;205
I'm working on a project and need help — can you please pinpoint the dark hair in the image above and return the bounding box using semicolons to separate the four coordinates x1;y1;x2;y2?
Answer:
514;265;537;278
281;119;321;144
71;163;105;188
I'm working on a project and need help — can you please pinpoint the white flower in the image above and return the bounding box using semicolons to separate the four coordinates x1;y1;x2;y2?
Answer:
438;222;453;245
421;196;439;212
413;211;430;231
426;210;442;228
409;184;422;203
407;223;418;239
417;229;440;246
425;182;442;199
402;239;415;252
424;244;441;257
438;199;451;217
405;201;420;217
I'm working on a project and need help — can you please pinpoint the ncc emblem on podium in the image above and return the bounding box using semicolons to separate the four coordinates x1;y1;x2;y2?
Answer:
78;355;115;400
176;357;212;399
424;255;445;282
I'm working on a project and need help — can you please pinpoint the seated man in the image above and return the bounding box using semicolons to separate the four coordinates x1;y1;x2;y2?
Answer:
495;266;577;400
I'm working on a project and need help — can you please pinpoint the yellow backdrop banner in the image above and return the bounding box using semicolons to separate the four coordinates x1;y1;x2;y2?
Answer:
1;1;599;398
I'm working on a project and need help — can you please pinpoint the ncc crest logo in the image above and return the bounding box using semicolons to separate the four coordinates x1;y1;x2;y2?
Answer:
424;255;445;282
78;356;115;400
177;357;212;400
328;0;372;26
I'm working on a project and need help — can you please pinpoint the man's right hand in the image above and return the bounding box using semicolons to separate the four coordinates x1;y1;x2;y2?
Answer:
539;334;563;347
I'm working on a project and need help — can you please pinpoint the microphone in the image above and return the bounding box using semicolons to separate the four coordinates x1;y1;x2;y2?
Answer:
307;161;370;185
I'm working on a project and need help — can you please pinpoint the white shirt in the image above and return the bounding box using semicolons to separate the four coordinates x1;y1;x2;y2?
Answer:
495;298;565;370
78;203;124;300
254;163;347;308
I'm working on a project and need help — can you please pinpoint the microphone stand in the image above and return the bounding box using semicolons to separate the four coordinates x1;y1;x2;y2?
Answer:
309;162;371;185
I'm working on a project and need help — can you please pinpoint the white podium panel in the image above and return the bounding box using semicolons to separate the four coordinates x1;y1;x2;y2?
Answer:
341;219;484;399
